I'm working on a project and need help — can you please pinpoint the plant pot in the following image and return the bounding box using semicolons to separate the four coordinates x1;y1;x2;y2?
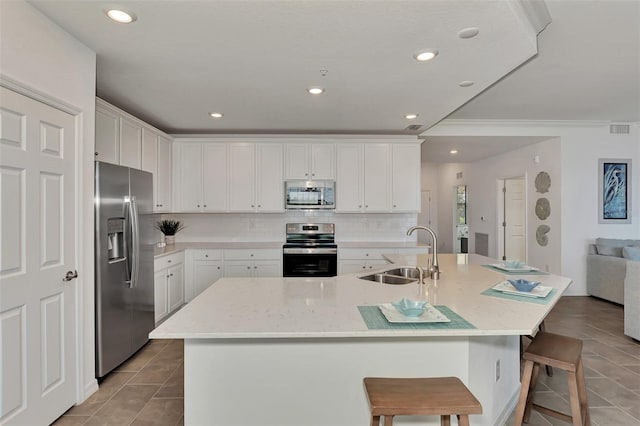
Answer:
164;235;175;245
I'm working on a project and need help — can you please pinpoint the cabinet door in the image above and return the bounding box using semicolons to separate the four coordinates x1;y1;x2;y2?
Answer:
203;143;228;211
167;263;184;314
95;107;119;164
310;144;335;179
176;143;203;210
141;128;158;208
156;135;172;211
253;260;281;277
284;143;309;179
120;116;142;169
154;270;168;323
335;144;363;212
228;143;256;211
193;261;222;298
338;260;367;275
256;144;284;212
363;144;390;212
392;144;420;212
223;260;253;277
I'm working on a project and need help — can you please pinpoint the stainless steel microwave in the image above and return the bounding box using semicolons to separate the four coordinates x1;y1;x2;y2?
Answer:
285;180;335;210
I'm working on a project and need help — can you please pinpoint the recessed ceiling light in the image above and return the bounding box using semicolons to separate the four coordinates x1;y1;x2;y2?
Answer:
307;87;325;95
209;112;223;118
405;113;419;120
459;81;474;87
458;27;480;39
450;150;458;155
106;9;137;23
413;49;439;62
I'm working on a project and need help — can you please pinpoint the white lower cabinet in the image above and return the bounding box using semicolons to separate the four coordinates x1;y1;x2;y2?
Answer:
154;252;185;324
337;247;428;275
223;249;281;277
190;249;223;300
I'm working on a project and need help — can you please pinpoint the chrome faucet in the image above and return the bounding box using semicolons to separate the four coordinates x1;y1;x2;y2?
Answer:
406;226;440;280
414;265;425;284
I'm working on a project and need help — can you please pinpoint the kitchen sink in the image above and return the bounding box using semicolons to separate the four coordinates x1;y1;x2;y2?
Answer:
359;267;421;285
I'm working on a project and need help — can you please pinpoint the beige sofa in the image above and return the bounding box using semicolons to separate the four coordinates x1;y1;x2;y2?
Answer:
625;261;640;341
586;238;640;305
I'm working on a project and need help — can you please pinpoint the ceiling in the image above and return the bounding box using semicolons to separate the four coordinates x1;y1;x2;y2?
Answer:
28;0;640;163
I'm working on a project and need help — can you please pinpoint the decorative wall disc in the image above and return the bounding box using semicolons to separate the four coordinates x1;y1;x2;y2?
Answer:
536;225;550;246
535;198;551;220
535;171;551;193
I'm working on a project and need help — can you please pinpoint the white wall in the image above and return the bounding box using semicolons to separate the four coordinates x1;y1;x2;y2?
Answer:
424;120;640;296
419;161;440;242
161;212;419;243
0;1;97;401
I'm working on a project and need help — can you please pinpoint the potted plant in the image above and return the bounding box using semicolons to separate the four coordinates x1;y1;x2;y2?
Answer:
155;219;184;245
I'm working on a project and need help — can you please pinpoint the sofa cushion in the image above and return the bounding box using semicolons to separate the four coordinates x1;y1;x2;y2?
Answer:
596;238;640;248
623;246;640;261
597;244;624;257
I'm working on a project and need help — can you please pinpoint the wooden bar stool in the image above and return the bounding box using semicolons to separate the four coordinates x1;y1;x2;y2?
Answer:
514;331;590;426
521;321;553;377
363;377;482;426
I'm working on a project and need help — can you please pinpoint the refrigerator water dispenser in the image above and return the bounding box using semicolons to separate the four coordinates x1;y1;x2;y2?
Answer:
107;217;125;261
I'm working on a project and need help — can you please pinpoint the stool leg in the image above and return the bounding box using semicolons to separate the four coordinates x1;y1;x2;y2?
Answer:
383;415;394;426
538;322;553;377
576;357;591;426
514;359;535;425
440;414;451;426
457;414;470;426
371;415;380;426
524;363;541;423
567;370;584;426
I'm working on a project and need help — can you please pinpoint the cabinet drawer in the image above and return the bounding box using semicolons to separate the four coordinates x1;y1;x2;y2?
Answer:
338;248;385;260
191;249;222;260
224;248;281;261
154;251;185;271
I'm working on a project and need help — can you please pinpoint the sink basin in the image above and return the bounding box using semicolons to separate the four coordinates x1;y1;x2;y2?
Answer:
359;266;423;285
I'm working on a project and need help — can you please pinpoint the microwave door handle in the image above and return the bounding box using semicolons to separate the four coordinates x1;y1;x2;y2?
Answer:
123;197;133;288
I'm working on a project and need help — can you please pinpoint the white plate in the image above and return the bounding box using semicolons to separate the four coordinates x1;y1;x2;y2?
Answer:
489;263;539;273
378;303;451;323
492;281;552;298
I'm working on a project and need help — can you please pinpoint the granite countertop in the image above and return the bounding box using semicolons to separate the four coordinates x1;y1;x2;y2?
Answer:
150;253;572;340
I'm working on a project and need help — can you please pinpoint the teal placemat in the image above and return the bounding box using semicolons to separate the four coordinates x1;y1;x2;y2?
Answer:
481;264;549;275
357;305;476;330
481;287;557;305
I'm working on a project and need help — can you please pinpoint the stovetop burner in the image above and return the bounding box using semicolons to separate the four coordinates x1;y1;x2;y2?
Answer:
285;223;335;247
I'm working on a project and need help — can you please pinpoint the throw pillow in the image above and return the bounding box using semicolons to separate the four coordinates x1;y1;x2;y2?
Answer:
622;246;640;261
596;245;623;257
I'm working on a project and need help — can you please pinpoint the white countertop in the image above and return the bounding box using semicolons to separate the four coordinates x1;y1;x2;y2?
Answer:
150;253;572;339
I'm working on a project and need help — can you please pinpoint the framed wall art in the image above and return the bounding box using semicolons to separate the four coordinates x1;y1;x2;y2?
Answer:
598;159;632;224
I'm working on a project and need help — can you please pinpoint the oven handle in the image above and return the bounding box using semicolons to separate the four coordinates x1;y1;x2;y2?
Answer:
283;247;338;255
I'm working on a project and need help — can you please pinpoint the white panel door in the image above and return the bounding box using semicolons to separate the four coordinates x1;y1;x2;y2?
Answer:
154;270;168;323
310;144;335;179
335;144;363;212
0;87;77;425
119;116;142;169
391;144;420;212
203;143;228;211
156;135;172;211
176;143;203;210
223;261;253;277
284;143;309;179
167;263;185;313
505;178;526;262
363;144;390;212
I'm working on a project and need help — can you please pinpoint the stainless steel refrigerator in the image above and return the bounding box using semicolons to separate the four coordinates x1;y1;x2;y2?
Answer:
95;161;155;378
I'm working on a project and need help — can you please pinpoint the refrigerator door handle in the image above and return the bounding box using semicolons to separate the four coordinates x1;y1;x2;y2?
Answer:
124;196;134;288
130;195;140;288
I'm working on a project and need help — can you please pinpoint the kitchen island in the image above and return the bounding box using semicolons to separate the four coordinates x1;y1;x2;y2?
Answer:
150;253;572;425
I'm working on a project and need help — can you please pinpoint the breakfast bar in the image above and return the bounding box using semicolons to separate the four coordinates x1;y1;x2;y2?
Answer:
150;253;572;426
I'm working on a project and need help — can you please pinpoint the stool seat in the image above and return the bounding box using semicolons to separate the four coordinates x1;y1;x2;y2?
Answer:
515;331;590;426
363;377;482;426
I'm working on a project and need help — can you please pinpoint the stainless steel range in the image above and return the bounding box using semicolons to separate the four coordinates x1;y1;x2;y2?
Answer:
283;223;337;277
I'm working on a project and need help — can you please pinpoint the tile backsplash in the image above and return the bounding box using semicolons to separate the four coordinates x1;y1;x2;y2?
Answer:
160;212;419;243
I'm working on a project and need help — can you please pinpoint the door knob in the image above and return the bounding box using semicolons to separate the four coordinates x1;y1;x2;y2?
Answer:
63;270;78;282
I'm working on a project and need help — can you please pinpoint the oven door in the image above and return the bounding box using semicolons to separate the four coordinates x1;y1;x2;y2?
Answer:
283;247;337;277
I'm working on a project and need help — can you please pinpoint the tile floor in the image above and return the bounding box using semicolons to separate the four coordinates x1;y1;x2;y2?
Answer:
53;296;639;426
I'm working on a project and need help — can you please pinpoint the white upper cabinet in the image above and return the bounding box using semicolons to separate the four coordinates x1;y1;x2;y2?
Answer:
119;116;142;169
256;144;284;212
95;106;119;164
391;144;420;212
228;143;256;211
335;144;363;212
175;142;228;212
156;135;172;212
363;143;391;212
284;143;335;180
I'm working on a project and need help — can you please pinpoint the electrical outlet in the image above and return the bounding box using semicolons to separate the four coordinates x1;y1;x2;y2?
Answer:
495;359;501;382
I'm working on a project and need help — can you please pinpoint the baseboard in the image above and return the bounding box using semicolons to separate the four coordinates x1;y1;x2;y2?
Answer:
81;379;99;404
494;386;520;426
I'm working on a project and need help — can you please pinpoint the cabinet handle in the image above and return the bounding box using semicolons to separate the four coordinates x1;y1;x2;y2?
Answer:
197;204;200;208
369;265;373;269
365;253;369;257
359;205;362;208
170;273;174;277
393;204;397;208
362;265;366;269
258;204;261;208
254;266;257;269
95;152;99;156
205;254;208;258
166;274;170;278
312;173;315;177
365;205;369;208
251;204;255;208
247;266;251;269
305;173;308;176
168;260;172;263
204;204;207;207
217;266;221;270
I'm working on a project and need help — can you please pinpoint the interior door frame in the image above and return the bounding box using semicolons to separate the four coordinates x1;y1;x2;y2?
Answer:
496;174;527;262
1;75;89;406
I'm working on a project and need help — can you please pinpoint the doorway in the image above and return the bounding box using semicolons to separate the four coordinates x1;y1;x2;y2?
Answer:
452;185;468;254
498;177;526;261
417;190;432;245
